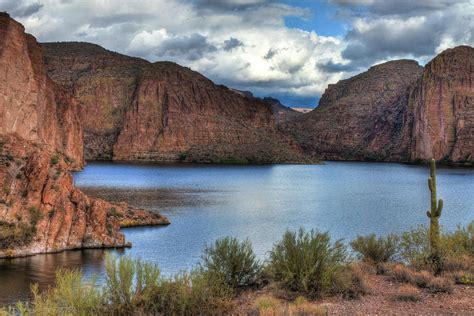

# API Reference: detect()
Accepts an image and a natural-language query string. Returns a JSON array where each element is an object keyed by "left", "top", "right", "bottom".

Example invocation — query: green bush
[
  {"left": 400, "top": 223, "right": 474, "bottom": 271},
  {"left": 0, "top": 221, "right": 35, "bottom": 249},
  {"left": 399, "top": 225, "right": 431, "bottom": 268},
  {"left": 441, "top": 221, "right": 474, "bottom": 257},
  {"left": 350, "top": 234, "right": 399, "bottom": 263},
  {"left": 149, "top": 270, "right": 233, "bottom": 315},
  {"left": 200, "top": 236, "right": 262, "bottom": 290},
  {"left": 268, "top": 229, "right": 348, "bottom": 297},
  {"left": 50, "top": 155, "right": 59, "bottom": 165},
  {"left": 31, "top": 269, "right": 103, "bottom": 315},
  {"left": 104, "top": 255, "right": 160, "bottom": 314}
]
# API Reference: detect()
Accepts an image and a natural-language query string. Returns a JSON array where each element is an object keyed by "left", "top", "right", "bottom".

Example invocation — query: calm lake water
[{"left": 1, "top": 162, "right": 473, "bottom": 304}]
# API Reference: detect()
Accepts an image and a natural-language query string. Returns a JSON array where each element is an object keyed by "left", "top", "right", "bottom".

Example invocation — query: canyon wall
[
  {"left": 284, "top": 46, "right": 474, "bottom": 164},
  {"left": 402, "top": 46, "right": 474, "bottom": 163},
  {"left": 0, "top": 13, "right": 83, "bottom": 169},
  {"left": 0, "top": 13, "right": 167, "bottom": 258},
  {"left": 282, "top": 60, "right": 423, "bottom": 161},
  {"left": 42, "top": 42, "right": 306, "bottom": 163}
]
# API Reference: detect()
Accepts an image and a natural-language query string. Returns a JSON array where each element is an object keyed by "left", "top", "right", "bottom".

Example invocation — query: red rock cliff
[
  {"left": 0, "top": 13, "right": 168, "bottom": 258},
  {"left": 42, "top": 42, "right": 305, "bottom": 163},
  {"left": 0, "top": 13, "right": 83, "bottom": 169},
  {"left": 282, "top": 60, "right": 423, "bottom": 161},
  {"left": 402, "top": 46, "right": 474, "bottom": 163}
]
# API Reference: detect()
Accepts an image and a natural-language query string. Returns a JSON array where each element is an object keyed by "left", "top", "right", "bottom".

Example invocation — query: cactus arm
[{"left": 436, "top": 199, "right": 443, "bottom": 217}]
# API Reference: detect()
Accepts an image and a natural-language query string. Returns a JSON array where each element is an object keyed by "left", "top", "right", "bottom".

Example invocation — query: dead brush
[{"left": 391, "top": 284, "right": 420, "bottom": 302}]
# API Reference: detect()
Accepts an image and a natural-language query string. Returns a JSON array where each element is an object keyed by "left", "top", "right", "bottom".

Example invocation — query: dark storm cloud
[
  {"left": 1, "top": 1, "right": 43, "bottom": 17},
  {"left": 341, "top": 18, "right": 440, "bottom": 65},
  {"left": 317, "top": 61, "right": 358, "bottom": 73},
  {"left": 331, "top": 0, "right": 473, "bottom": 71},
  {"left": 193, "top": 0, "right": 269, "bottom": 11},
  {"left": 223, "top": 37, "right": 243, "bottom": 51},
  {"left": 264, "top": 48, "right": 277, "bottom": 60},
  {"left": 331, "top": 0, "right": 461, "bottom": 16},
  {"left": 155, "top": 33, "right": 217, "bottom": 61}
]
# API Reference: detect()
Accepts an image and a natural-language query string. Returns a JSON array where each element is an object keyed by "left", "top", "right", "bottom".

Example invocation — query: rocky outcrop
[
  {"left": 0, "top": 13, "right": 168, "bottom": 258},
  {"left": 0, "top": 135, "right": 168, "bottom": 258},
  {"left": 402, "top": 46, "right": 474, "bottom": 163},
  {"left": 42, "top": 42, "right": 306, "bottom": 163},
  {"left": 0, "top": 13, "right": 83, "bottom": 169},
  {"left": 282, "top": 60, "right": 423, "bottom": 161}
]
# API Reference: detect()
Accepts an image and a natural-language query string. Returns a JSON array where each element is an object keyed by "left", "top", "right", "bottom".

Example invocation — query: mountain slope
[
  {"left": 282, "top": 60, "right": 423, "bottom": 161},
  {"left": 42, "top": 42, "right": 305, "bottom": 163}
]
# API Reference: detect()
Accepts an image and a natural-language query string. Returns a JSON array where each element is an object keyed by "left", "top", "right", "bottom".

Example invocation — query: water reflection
[{"left": 0, "top": 250, "right": 111, "bottom": 304}]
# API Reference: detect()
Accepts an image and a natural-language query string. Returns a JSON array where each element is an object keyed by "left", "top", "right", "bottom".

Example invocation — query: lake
[{"left": 1, "top": 161, "right": 473, "bottom": 304}]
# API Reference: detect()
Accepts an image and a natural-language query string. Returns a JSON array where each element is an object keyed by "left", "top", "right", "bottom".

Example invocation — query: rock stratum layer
[
  {"left": 284, "top": 46, "right": 474, "bottom": 164},
  {"left": 0, "top": 13, "right": 168, "bottom": 258},
  {"left": 42, "top": 42, "right": 305, "bottom": 163}
]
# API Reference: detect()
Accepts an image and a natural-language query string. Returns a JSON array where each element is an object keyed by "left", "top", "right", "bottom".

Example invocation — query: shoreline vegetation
[
  {"left": 0, "top": 221, "right": 472, "bottom": 315},
  {"left": 1, "top": 159, "right": 473, "bottom": 314}
]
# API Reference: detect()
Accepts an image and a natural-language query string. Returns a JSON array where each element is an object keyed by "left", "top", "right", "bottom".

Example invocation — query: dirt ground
[{"left": 235, "top": 273, "right": 474, "bottom": 315}]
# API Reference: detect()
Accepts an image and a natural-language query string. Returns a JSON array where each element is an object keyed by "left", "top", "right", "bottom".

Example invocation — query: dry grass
[
  {"left": 389, "top": 264, "right": 416, "bottom": 283},
  {"left": 391, "top": 285, "right": 420, "bottom": 302},
  {"left": 255, "top": 295, "right": 284, "bottom": 316},
  {"left": 289, "top": 296, "right": 327, "bottom": 315},
  {"left": 254, "top": 295, "right": 327, "bottom": 316},
  {"left": 427, "top": 277, "right": 454, "bottom": 294}
]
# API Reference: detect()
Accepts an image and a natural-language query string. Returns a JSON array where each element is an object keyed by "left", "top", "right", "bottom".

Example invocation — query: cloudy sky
[{"left": 1, "top": 0, "right": 473, "bottom": 107}]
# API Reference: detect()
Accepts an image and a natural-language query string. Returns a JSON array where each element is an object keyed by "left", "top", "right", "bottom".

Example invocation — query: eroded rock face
[
  {"left": 282, "top": 60, "right": 423, "bottom": 161},
  {"left": 42, "top": 42, "right": 305, "bottom": 163},
  {"left": 402, "top": 46, "right": 474, "bottom": 163},
  {"left": 0, "top": 13, "right": 83, "bottom": 169},
  {"left": 0, "top": 14, "right": 168, "bottom": 258},
  {"left": 0, "top": 135, "right": 168, "bottom": 258}
]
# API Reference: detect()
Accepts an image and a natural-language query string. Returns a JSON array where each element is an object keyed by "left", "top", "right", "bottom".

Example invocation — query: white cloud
[{"left": 2, "top": 0, "right": 473, "bottom": 106}]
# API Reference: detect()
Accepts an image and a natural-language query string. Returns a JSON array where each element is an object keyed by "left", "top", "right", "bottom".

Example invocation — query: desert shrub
[
  {"left": 440, "top": 254, "right": 474, "bottom": 273},
  {"left": 104, "top": 255, "right": 160, "bottom": 314},
  {"left": 400, "top": 222, "right": 474, "bottom": 271},
  {"left": 268, "top": 229, "right": 348, "bottom": 297},
  {"left": 329, "top": 264, "right": 369, "bottom": 299},
  {"left": 31, "top": 269, "right": 103, "bottom": 315},
  {"left": 453, "top": 273, "right": 474, "bottom": 285},
  {"left": 399, "top": 226, "right": 431, "bottom": 268},
  {"left": 412, "top": 270, "right": 433, "bottom": 288},
  {"left": 350, "top": 234, "right": 399, "bottom": 263},
  {"left": 254, "top": 295, "right": 283, "bottom": 315},
  {"left": 149, "top": 270, "right": 233, "bottom": 315},
  {"left": 50, "top": 155, "right": 59, "bottom": 165},
  {"left": 28, "top": 206, "right": 43, "bottom": 226},
  {"left": 389, "top": 264, "right": 416, "bottom": 283},
  {"left": 391, "top": 284, "right": 420, "bottom": 302},
  {"left": 200, "top": 236, "right": 262, "bottom": 290},
  {"left": 0, "top": 221, "right": 35, "bottom": 248},
  {"left": 290, "top": 296, "right": 327, "bottom": 315},
  {"left": 427, "top": 277, "right": 454, "bottom": 294},
  {"left": 441, "top": 222, "right": 474, "bottom": 257}
]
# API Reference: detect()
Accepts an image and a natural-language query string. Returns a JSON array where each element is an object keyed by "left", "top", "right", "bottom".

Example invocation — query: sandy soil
[{"left": 235, "top": 273, "right": 474, "bottom": 315}]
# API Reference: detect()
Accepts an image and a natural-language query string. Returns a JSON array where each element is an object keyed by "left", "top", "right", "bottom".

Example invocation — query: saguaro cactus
[{"left": 426, "top": 159, "right": 443, "bottom": 270}]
